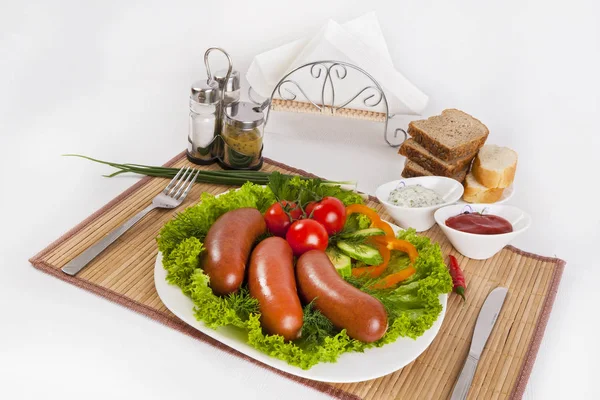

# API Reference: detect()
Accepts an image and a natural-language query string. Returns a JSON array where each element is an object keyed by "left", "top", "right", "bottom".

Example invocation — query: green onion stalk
[{"left": 64, "top": 154, "right": 358, "bottom": 189}]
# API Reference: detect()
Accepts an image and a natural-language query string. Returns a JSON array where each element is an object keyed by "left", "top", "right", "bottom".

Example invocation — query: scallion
[{"left": 63, "top": 154, "right": 357, "bottom": 188}]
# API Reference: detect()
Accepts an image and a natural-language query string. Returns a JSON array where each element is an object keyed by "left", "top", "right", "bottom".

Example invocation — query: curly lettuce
[{"left": 157, "top": 180, "right": 452, "bottom": 369}]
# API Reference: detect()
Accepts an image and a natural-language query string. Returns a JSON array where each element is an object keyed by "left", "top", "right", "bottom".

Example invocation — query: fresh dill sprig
[
  {"left": 300, "top": 301, "right": 337, "bottom": 349},
  {"left": 225, "top": 287, "right": 260, "bottom": 321}
]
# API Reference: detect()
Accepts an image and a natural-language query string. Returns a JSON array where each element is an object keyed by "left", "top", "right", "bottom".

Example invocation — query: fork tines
[{"left": 163, "top": 167, "right": 200, "bottom": 200}]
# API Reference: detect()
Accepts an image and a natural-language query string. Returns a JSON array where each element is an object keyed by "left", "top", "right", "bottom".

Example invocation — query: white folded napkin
[{"left": 246, "top": 12, "right": 428, "bottom": 115}]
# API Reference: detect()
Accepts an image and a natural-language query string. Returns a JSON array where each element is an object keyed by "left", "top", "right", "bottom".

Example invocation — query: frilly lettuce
[{"left": 157, "top": 180, "right": 451, "bottom": 369}]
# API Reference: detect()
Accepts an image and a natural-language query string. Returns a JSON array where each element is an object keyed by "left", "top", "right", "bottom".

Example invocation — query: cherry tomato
[
  {"left": 264, "top": 201, "right": 302, "bottom": 237},
  {"left": 285, "top": 219, "right": 329, "bottom": 256},
  {"left": 309, "top": 197, "right": 346, "bottom": 235},
  {"left": 304, "top": 201, "right": 317, "bottom": 217}
]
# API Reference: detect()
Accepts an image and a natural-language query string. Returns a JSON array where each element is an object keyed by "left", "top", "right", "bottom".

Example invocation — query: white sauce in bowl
[{"left": 388, "top": 185, "right": 444, "bottom": 208}]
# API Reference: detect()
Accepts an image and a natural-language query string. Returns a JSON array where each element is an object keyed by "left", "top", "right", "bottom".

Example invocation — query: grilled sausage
[
  {"left": 296, "top": 250, "right": 388, "bottom": 343},
  {"left": 202, "top": 208, "right": 266, "bottom": 296},
  {"left": 248, "top": 237, "right": 303, "bottom": 340}
]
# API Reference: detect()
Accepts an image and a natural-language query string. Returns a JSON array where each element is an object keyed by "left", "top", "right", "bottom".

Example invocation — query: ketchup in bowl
[{"left": 445, "top": 212, "right": 513, "bottom": 235}]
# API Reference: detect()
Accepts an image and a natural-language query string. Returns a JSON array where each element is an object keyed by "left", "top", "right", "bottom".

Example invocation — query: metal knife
[{"left": 450, "top": 287, "right": 508, "bottom": 400}]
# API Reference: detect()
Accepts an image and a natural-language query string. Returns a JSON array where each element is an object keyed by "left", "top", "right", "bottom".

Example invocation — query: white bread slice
[
  {"left": 472, "top": 145, "right": 518, "bottom": 188},
  {"left": 463, "top": 173, "right": 505, "bottom": 203}
]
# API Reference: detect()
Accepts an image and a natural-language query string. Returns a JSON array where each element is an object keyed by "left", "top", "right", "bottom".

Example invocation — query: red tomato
[
  {"left": 285, "top": 219, "right": 329, "bottom": 256},
  {"left": 264, "top": 201, "right": 302, "bottom": 237},
  {"left": 285, "top": 201, "right": 303, "bottom": 220},
  {"left": 304, "top": 201, "right": 317, "bottom": 217},
  {"left": 309, "top": 197, "right": 347, "bottom": 235}
]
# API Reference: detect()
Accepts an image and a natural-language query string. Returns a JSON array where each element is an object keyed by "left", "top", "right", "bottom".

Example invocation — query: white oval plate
[{"left": 154, "top": 221, "right": 446, "bottom": 383}]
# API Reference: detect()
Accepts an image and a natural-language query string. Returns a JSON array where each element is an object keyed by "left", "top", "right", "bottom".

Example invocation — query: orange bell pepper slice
[
  {"left": 350, "top": 242, "right": 391, "bottom": 278},
  {"left": 369, "top": 236, "right": 418, "bottom": 289},
  {"left": 346, "top": 204, "right": 419, "bottom": 288},
  {"left": 346, "top": 204, "right": 380, "bottom": 221},
  {"left": 346, "top": 204, "right": 395, "bottom": 238},
  {"left": 370, "top": 236, "right": 419, "bottom": 265},
  {"left": 371, "top": 265, "right": 417, "bottom": 289},
  {"left": 372, "top": 219, "right": 395, "bottom": 238}
]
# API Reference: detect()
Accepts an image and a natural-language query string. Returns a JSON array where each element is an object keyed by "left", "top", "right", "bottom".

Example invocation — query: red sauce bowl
[{"left": 434, "top": 204, "right": 531, "bottom": 260}]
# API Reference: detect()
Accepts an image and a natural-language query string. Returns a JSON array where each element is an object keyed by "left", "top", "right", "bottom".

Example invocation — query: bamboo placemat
[{"left": 30, "top": 152, "right": 564, "bottom": 400}]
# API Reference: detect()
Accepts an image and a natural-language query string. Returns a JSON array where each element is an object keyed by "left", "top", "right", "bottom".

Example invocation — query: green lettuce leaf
[
  {"left": 342, "top": 213, "right": 372, "bottom": 232},
  {"left": 162, "top": 236, "right": 204, "bottom": 287},
  {"left": 267, "top": 171, "right": 363, "bottom": 206}
]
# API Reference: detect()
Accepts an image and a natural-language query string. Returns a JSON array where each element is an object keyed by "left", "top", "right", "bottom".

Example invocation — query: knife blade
[{"left": 450, "top": 287, "right": 508, "bottom": 400}]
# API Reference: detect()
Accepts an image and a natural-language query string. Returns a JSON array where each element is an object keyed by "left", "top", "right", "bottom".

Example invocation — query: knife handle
[{"left": 450, "top": 353, "right": 479, "bottom": 400}]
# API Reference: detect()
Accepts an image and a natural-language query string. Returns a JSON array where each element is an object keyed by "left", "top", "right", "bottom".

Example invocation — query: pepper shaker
[
  {"left": 219, "top": 101, "right": 265, "bottom": 170},
  {"left": 213, "top": 67, "right": 240, "bottom": 159}
]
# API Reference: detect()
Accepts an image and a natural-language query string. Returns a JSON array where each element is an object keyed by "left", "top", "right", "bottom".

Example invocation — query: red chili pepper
[{"left": 448, "top": 255, "right": 466, "bottom": 301}]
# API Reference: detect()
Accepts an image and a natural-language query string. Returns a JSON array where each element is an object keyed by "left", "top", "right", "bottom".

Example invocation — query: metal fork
[{"left": 61, "top": 166, "right": 200, "bottom": 276}]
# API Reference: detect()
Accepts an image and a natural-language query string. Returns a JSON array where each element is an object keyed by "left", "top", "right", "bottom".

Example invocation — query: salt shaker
[
  {"left": 186, "top": 79, "right": 221, "bottom": 165},
  {"left": 202, "top": 48, "right": 234, "bottom": 161},
  {"left": 219, "top": 101, "right": 265, "bottom": 170}
]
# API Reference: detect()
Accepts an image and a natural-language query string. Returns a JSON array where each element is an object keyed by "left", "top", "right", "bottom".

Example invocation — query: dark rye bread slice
[
  {"left": 408, "top": 109, "right": 489, "bottom": 161},
  {"left": 399, "top": 138, "right": 475, "bottom": 176},
  {"left": 402, "top": 160, "right": 468, "bottom": 183}
]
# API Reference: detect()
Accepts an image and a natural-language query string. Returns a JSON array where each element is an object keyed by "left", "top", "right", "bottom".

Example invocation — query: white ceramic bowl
[
  {"left": 434, "top": 204, "right": 532, "bottom": 260},
  {"left": 375, "top": 177, "right": 464, "bottom": 232}
]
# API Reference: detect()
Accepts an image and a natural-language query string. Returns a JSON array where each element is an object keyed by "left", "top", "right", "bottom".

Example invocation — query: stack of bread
[
  {"left": 399, "top": 109, "right": 489, "bottom": 182},
  {"left": 399, "top": 109, "right": 518, "bottom": 203}
]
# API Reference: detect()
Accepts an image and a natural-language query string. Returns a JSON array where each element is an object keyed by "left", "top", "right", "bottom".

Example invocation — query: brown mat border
[{"left": 29, "top": 151, "right": 565, "bottom": 400}]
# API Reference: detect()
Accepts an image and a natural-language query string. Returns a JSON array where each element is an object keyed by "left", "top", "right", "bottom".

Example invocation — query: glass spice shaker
[
  {"left": 219, "top": 101, "right": 265, "bottom": 170},
  {"left": 212, "top": 68, "right": 240, "bottom": 159},
  {"left": 214, "top": 68, "right": 241, "bottom": 106},
  {"left": 186, "top": 79, "right": 221, "bottom": 165},
  {"left": 202, "top": 48, "right": 234, "bottom": 161}
]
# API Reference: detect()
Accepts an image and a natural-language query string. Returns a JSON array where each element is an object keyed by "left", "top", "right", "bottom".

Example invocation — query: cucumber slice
[
  {"left": 337, "top": 240, "right": 383, "bottom": 266},
  {"left": 325, "top": 247, "right": 352, "bottom": 277},
  {"left": 340, "top": 228, "right": 385, "bottom": 240}
]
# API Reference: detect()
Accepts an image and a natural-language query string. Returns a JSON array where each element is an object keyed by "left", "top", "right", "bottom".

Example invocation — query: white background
[{"left": 1, "top": 1, "right": 599, "bottom": 399}]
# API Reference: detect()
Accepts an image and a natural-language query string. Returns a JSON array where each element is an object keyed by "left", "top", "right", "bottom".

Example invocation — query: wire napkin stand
[{"left": 249, "top": 60, "right": 407, "bottom": 147}]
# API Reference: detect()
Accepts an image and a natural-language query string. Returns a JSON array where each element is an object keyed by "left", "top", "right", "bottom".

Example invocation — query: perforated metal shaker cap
[
  {"left": 224, "top": 101, "right": 265, "bottom": 129},
  {"left": 190, "top": 79, "right": 221, "bottom": 104}
]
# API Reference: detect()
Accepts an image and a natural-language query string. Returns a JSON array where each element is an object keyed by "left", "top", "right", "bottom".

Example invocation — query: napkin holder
[{"left": 249, "top": 60, "right": 407, "bottom": 147}]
